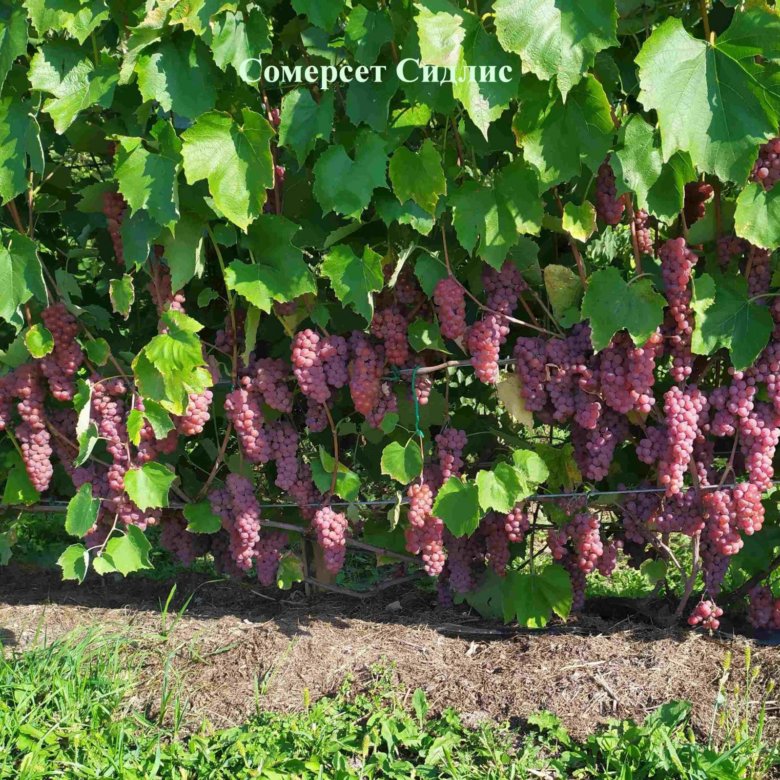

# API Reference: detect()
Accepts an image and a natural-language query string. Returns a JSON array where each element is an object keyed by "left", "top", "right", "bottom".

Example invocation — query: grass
[{"left": 1, "top": 629, "right": 778, "bottom": 780}]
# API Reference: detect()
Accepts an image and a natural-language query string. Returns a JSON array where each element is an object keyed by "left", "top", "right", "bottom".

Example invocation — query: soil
[{"left": 0, "top": 562, "right": 777, "bottom": 741}]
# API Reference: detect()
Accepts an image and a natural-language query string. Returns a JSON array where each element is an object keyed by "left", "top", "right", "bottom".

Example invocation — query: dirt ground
[{"left": 1, "top": 562, "right": 778, "bottom": 741}]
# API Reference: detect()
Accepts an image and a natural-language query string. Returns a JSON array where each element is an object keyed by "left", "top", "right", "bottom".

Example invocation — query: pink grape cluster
[
  {"left": 687, "top": 600, "right": 723, "bottom": 631},
  {"left": 683, "top": 181, "right": 713, "bottom": 226},
  {"left": 513, "top": 337, "right": 548, "bottom": 412},
  {"left": 595, "top": 162, "right": 625, "bottom": 225},
  {"left": 210, "top": 474, "right": 262, "bottom": 572},
  {"left": 660, "top": 238, "right": 698, "bottom": 382},
  {"left": 348, "top": 332, "right": 384, "bottom": 416},
  {"left": 102, "top": 191, "right": 127, "bottom": 265},
  {"left": 748, "top": 585, "right": 780, "bottom": 629},
  {"left": 633, "top": 209, "right": 654, "bottom": 255},
  {"left": 434, "top": 277, "right": 467, "bottom": 340},
  {"left": 39, "top": 304, "right": 84, "bottom": 401},
  {"left": 312, "top": 506, "right": 348, "bottom": 573},
  {"left": 371, "top": 306, "right": 409, "bottom": 366},
  {"left": 435, "top": 428, "right": 467, "bottom": 480},
  {"left": 751, "top": 136, "right": 780, "bottom": 191},
  {"left": 255, "top": 531, "right": 288, "bottom": 586},
  {"left": 659, "top": 386, "right": 708, "bottom": 496}
]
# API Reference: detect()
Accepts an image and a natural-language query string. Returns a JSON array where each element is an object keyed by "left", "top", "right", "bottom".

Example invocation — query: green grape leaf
[
  {"left": 24, "top": 325, "right": 53, "bottom": 358},
  {"left": 636, "top": 17, "right": 780, "bottom": 183},
  {"left": 29, "top": 42, "right": 118, "bottom": 134},
  {"left": 381, "top": 440, "right": 424, "bottom": 484},
  {"left": 109, "top": 275, "right": 135, "bottom": 319},
  {"left": 168, "top": 0, "right": 235, "bottom": 35},
  {"left": 208, "top": 9, "right": 272, "bottom": 81},
  {"left": 2, "top": 451, "right": 39, "bottom": 506},
  {"left": 321, "top": 244, "right": 384, "bottom": 324},
  {"left": 0, "top": 99, "right": 43, "bottom": 205},
  {"left": 640, "top": 559, "right": 667, "bottom": 585},
  {"left": 494, "top": 0, "right": 617, "bottom": 99},
  {"left": 414, "top": 253, "right": 448, "bottom": 297},
  {"left": 83, "top": 338, "right": 110, "bottom": 366},
  {"left": 291, "top": 0, "right": 345, "bottom": 30},
  {"left": 184, "top": 500, "right": 223, "bottom": 534},
  {"left": 103, "top": 526, "right": 152, "bottom": 576},
  {"left": 141, "top": 399, "right": 175, "bottom": 440},
  {"left": 512, "top": 450, "right": 550, "bottom": 491},
  {"left": 65, "top": 484, "right": 101, "bottom": 538},
  {"left": 58, "top": 544, "right": 89, "bottom": 582},
  {"left": 544, "top": 264, "right": 583, "bottom": 325},
  {"left": 503, "top": 565, "right": 572, "bottom": 627},
  {"left": 127, "top": 409, "right": 144, "bottom": 447},
  {"left": 408, "top": 319, "right": 449, "bottom": 353},
  {"left": 0, "top": 5, "right": 28, "bottom": 92},
  {"left": 227, "top": 215, "right": 316, "bottom": 312},
  {"left": 162, "top": 212, "right": 206, "bottom": 292},
  {"left": 312, "top": 447, "right": 361, "bottom": 501},
  {"left": 389, "top": 139, "right": 446, "bottom": 215},
  {"left": 531, "top": 442, "right": 580, "bottom": 491},
  {"left": 449, "top": 158, "right": 542, "bottom": 268},
  {"left": 476, "top": 463, "right": 528, "bottom": 514},
  {"left": 718, "top": 7, "right": 780, "bottom": 62},
  {"left": 75, "top": 421, "right": 99, "bottom": 468},
  {"left": 581, "top": 268, "right": 665, "bottom": 351},
  {"left": 374, "top": 192, "right": 436, "bottom": 235},
  {"left": 512, "top": 74, "right": 614, "bottom": 191},
  {"left": 0, "top": 230, "right": 47, "bottom": 324},
  {"left": 612, "top": 115, "right": 695, "bottom": 223},
  {"left": 115, "top": 132, "right": 181, "bottom": 232},
  {"left": 345, "top": 5, "right": 393, "bottom": 65},
  {"left": 345, "top": 74, "right": 399, "bottom": 133},
  {"left": 562, "top": 201, "right": 596, "bottom": 242},
  {"left": 312, "top": 132, "right": 388, "bottom": 217},
  {"left": 24, "top": 0, "right": 108, "bottom": 44},
  {"left": 691, "top": 273, "right": 772, "bottom": 371},
  {"left": 278, "top": 89, "right": 334, "bottom": 164},
  {"left": 181, "top": 109, "right": 275, "bottom": 230},
  {"left": 734, "top": 183, "right": 780, "bottom": 250},
  {"left": 120, "top": 210, "right": 161, "bottom": 268},
  {"left": 135, "top": 35, "right": 218, "bottom": 120},
  {"left": 432, "top": 477, "right": 482, "bottom": 537},
  {"left": 124, "top": 462, "right": 177, "bottom": 511},
  {"left": 277, "top": 553, "right": 305, "bottom": 590}
]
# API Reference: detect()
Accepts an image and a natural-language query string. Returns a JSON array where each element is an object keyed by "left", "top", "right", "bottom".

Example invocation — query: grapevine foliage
[{"left": 1, "top": 0, "right": 780, "bottom": 629}]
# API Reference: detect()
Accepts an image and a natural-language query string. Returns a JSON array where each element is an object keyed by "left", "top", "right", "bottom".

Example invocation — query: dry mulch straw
[{"left": 0, "top": 563, "right": 777, "bottom": 741}]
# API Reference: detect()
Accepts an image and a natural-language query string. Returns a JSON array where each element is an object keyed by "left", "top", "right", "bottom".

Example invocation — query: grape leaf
[
  {"left": 691, "top": 273, "right": 772, "bottom": 371},
  {"left": 24, "top": 325, "right": 53, "bottom": 358},
  {"left": 83, "top": 338, "right": 109, "bottom": 366},
  {"left": 432, "top": 477, "right": 482, "bottom": 537},
  {"left": 277, "top": 553, "right": 305, "bottom": 590},
  {"left": 503, "top": 565, "right": 572, "bottom": 627},
  {"left": 29, "top": 42, "right": 118, "bottom": 134},
  {"left": 120, "top": 210, "right": 161, "bottom": 267},
  {"left": 115, "top": 130, "right": 181, "bottom": 231},
  {"left": 374, "top": 192, "right": 436, "bottom": 235},
  {"left": 496, "top": 374, "right": 534, "bottom": 428},
  {"left": 476, "top": 463, "right": 527, "bottom": 513},
  {"left": 312, "top": 132, "right": 388, "bottom": 217},
  {"left": 562, "top": 201, "right": 596, "bottom": 242},
  {"left": 103, "top": 525, "right": 152, "bottom": 576},
  {"left": 449, "top": 158, "right": 542, "bottom": 269},
  {"left": 494, "top": 0, "right": 617, "bottom": 99},
  {"left": 636, "top": 17, "right": 780, "bottom": 183},
  {"left": 544, "top": 264, "right": 583, "bottom": 325},
  {"left": 135, "top": 35, "right": 218, "bottom": 120},
  {"left": 312, "top": 447, "right": 361, "bottom": 501},
  {"left": 734, "top": 183, "right": 780, "bottom": 251},
  {"left": 345, "top": 5, "right": 393, "bottom": 65},
  {"left": 389, "top": 140, "right": 446, "bottom": 215},
  {"left": 612, "top": 115, "right": 695, "bottom": 223},
  {"left": 109, "top": 275, "right": 134, "bottom": 318},
  {"left": 65, "top": 484, "right": 101, "bottom": 538},
  {"left": 168, "top": 0, "right": 236, "bottom": 36},
  {"left": 141, "top": 399, "right": 175, "bottom": 440},
  {"left": 414, "top": 253, "right": 448, "bottom": 297},
  {"left": 181, "top": 109, "right": 275, "bottom": 230},
  {"left": 512, "top": 74, "right": 614, "bottom": 191},
  {"left": 24, "top": 0, "right": 108, "bottom": 44},
  {"left": 58, "top": 544, "right": 88, "bottom": 582},
  {"left": 227, "top": 215, "right": 316, "bottom": 312},
  {"left": 0, "top": 99, "right": 43, "bottom": 205},
  {"left": 278, "top": 89, "right": 334, "bottom": 164},
  {"left": 717, "top": 7, "right": 780, "bottom": 66},
  {"left": 345, "top": 74, "right": 399, "bottom": 133},
  {"left": 581, "top": 268, "right": 665, "bottom": 351},
  {"left": 291, "top": 0, "right": 345, "bottom": 30},
  {"left": 512, "top": 450, "right": 550, "bottom": 490},
  {"left": 321, "top": 244, "right": 384, "bottom": 324},
  {"left": 184, "top": 500, "right": 222, "bottom": 534},
  {"left": 207, "top": 9, "right": 272, "bottom": 81},
  {"left": 2, "top": 451, "right": 39, "bottom": 506},
  {"left": 0, "top": 5, "right": 27, "bottom": 92},
  {"left": 124, "top": 462, "right": 177, "bottom": 511},
  {"left": 0, "top": 230, "right": 47, "bottom": 324},
  {"left": 381, "top": 440, "right": 424, "bottom": 484},
  {"left": 408, "top": 320, "right": 448, "bottom": 353},
  {"left": 162, "top": 212, "right": 206, "bottom": 292}
]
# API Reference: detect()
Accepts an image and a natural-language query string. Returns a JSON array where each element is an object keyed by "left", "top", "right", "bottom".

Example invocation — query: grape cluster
[
  {"left": 210, "top": 474, "right": 262, "bottom": 572},
  {"left": 659, "top": 386, "right": 708, "bottom": 496},
  {"left": 687, "top": 600, "right": 723, "bottom": 631},
  {"left": 305, "top": 400, "right": 328, "bottom": 432},
  {"left": 572, "top": 410, "right": 628, "bottom": 481},
  {"left": 435, "top": 428, "right": 467, "bottom": 480},
  {"left": 312, "top": 506, "right": 348, "bottom": 573},
  {"left": 466, "top": 314, "right": 504, "bottom": 384},
  {"left": 176, "top": 389, "right": 213, "bottom": 436},
  {"left": 102, "top": 191, "right": 127, "bottom": 265},
  {"left": 548, "top": 511, "right": 604, "bottom": 573},
  {"left": 244, "top": 358, "right": 293, "bottom": 413},
  {"left": 365, "top": 380, "right": 398, "bottom": 429},
  {"left": 434, "top": 277, "right": 467, "bottom": 340},
  {"left": 750, "top": 136, "right": 780, "bottom": 191},
  {"left": 599, "top": 331, "right": 662, "bottom": 415},
  {"left": 148, "top": 262, "right": 186, "bottom": 320},
  {"left": 292, "top": 329, "right": 330, "bottom": 403},
  {"left": 595, "top": 162, "right": 625, "bottom": 225},
  {"left": 513, "top": 337, "right": 548, "bottom": 412},
  {"left": 443, "top": 531, "right": 477, "bottom": 593},
  {"left": 224, "top": 388, "right": 270, "bottom": 463},
  {"left": 683, "top": 181, "right": 713, "bottom": 226},
  {"left": 255, "top": 531, "right": 288, "bottom": 586},
  {"left": 633, "top": 209, "right": 654, "bottom": 255},
  {"left": 748, "top": 585, "right": 780, "bottom": 630},
  {"left": 483, "top": 513, "right": 510, "bottom": 575},
  {"left": 160, "top": 511, "right": 209, "bottom": 566},
  {"left": 504, "top": 504, "right": 530, "bottom": 543},
  {"left": 660, "top": 238, "right": 698, "bottom": 382},
  {"left": 405, "top": 482, "right": 446, "bottom": 575},
  {"left": 348, "top": 332, "right": 384, "bottom": 416},
  {"left": 267, "top": 420, "right": 299, "bottom": 491},
  {"left": 39, "top": 304, "right": 84, "bottom": 401},
  {"left": 371, "top": 306, "right": 409, "bottom": 366}
]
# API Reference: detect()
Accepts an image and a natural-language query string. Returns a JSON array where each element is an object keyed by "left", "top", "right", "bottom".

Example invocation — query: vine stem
[
  {"left": 196, "top": 423, "right": 234, "bottom": 501},
  {"left": 5, "top": 201, "right": 25, "bottom": 234},
  {"left": 624, "top": 196, "right": 645, "bottom": 276},
  {"left": 700, "top": 0, "right": 711, "bottom": 41},
  {"left": 207, "top": 225, "right": 239, "bottom": 384},
  {"left": 553, "top": 191, "right": 588, "bottom": 288},
  {"left": 674, "top": 531, "right": 701, "bottom": 619},
  {"left": 440, "top": 225, "right": 557, "bottom": 336},
  {"left": 323, "top": 404, "right": 339, "bottom": 496}
]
